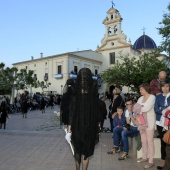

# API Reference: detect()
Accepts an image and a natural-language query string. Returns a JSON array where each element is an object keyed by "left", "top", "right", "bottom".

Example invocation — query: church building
[{"left": 13, "top": 5, "right": 161, "bottom": 95}]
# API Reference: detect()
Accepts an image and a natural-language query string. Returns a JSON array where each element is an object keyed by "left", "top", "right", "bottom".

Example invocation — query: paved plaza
[{"left": 0, "top": 100, "right": 161, "bottom": 170}]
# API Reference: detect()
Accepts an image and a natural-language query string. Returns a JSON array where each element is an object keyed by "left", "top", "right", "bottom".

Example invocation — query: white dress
[{"left": 137, "top": 94, "right": 156, "bottom": 130}]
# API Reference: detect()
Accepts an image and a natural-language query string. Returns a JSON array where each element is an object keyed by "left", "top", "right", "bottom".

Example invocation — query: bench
[{"left": 129, "top": 135, "right": 161, "bottom": 158}]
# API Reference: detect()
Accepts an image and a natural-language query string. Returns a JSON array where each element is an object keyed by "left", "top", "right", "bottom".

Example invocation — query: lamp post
[
  {"left": 61, "top": 85, "right": 63, "bottom": 95},
  {"left": 60, "top": 85, "right": 63, "bottom": 128}
]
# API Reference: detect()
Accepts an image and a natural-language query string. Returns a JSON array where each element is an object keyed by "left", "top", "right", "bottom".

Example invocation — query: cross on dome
[{"left": 141, "top": 27, "right": 147, "bottom": 35}]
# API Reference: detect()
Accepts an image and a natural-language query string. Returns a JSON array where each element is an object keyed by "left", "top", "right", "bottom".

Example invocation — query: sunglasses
[{"left": 125, "top": 103, "right": 132, "bottom": 105}]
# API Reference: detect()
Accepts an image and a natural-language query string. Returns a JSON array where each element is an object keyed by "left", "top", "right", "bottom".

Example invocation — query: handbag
[
  {"left": 136, "top": 114, "right": 146, "bottom": 125},
  {"left": 163, "top": 129, "right": 170, "bottom": 144}
]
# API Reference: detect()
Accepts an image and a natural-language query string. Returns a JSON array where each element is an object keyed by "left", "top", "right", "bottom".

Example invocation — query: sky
[{"left": 0, "top": 0, "right": 169, "bottom": 67}]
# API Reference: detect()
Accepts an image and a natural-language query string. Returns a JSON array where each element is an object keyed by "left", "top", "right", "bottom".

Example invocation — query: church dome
[{"left": 133, "top": 34, "right": 157, "bottom": 50}]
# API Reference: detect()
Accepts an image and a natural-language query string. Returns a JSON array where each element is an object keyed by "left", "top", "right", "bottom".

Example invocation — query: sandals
[
  {"left": 137, "top": 158, "right": 154, "bottom": 169},
  {"left": 144, "top": 163, "right": 154, "bottom": 169},
  {"left": 137, "top": 158, "right": 148, "bottom": 163}
]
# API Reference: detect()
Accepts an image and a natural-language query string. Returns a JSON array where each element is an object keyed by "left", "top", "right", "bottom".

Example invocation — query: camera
[{"left": 123, "top": 124, "right": 131, "bottom": 131}]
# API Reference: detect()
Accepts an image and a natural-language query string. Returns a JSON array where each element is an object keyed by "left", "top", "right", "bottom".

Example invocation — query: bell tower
[
  {"left": 96, "top": 3, "right": 130, "bottom": 52},
  {"left": 104, "top": 7, "right": 122, "bottom": 38}
]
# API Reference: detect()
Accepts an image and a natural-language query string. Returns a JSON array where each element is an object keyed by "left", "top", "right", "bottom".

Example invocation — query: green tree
[
  {"left": 15, "top": 69, "right": 36, "bottom": 90},
  {"left": 0, "top": 63, "right": 18, "bottom": 95},
  {"left": 37, "top": 80, "right": 51, "bottom": 93},
  {"left": 157, "top": 3, "right": 170, "bottom": 57},
  {"left": 101, "top": 53, "right": 167, "bottom": 92},
  {"left": 0, "top": 63, "right": 37, "bottom": 102},
  {"left": 0, "top": 63, "right": 52, "bottom": 101}
]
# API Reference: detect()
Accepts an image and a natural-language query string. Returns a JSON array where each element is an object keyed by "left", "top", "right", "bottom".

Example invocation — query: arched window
[{"left": 108, "top": 27, "right": 112, "bottom": 35}]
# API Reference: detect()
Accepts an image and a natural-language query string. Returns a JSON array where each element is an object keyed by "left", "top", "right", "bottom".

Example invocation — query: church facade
[{"left": 13, "top": 6, "right": 162, "bottom": 95}]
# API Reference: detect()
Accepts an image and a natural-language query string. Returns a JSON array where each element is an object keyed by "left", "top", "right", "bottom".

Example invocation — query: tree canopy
[
  {"left": 157, "top": 3, "right": 170, "bottom": 57},
  {"left": 0, "top": 63, "right": 51, "bottom": 95},
  {"left": 0, "top": 63, "right": 18, "bottom": 95},
  {"left": 101, "top": 52, "right": 167, "bottom": 92}
]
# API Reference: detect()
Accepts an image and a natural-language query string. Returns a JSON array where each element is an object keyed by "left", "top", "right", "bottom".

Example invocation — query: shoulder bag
[
  {"left": 136, "top": 114, "right": 146, "bottom": 125},
  {"left": 163, "top": 128, "right": 170, "bottom": 145}
]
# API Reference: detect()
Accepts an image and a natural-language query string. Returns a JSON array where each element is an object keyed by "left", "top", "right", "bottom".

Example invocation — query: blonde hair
[{"left": 112, "top": 87, "right": 121, "bottom": 95}]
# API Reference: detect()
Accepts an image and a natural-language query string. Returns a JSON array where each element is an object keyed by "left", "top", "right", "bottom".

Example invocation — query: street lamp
[{"left": 61, "top": 85, "right": 63, "bottom": 95}]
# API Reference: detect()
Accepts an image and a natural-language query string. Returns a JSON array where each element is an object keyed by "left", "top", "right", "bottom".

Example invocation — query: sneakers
[
  {"left": 107, "top": 147, "right": 120, "bottom": 154},
  {"left": 118, "top": 153, "right": 129, "bottom": 160}
]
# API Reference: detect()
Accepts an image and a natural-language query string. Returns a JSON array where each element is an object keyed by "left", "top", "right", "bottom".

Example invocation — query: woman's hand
[{"left": 65, "top": 132, "right": 72, "bottom": 143}]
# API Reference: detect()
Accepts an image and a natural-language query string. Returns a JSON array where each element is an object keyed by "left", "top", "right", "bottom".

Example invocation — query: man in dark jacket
[
  {"left": 0, "top": 102, "right": 8, "bottom": 129},
  {"left": 22, "top": 98, "right": 28, "bottom": 118},
  {"left": 150, "top": 71, "right": 167, "bottom": 96}
]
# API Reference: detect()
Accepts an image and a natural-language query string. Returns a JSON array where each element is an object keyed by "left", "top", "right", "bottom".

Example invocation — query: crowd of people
[
  {"left": 0, "top": 69, "right": 170, "bottom": 170},
  {"left": 60, "top": 70, "right": 170, "bottom": 170},
  {"left": 106, "top": 70, "right": 170, "bottom": 170},
  {"left": 0, "top": 92, "right": 62, "bottom": 128}
]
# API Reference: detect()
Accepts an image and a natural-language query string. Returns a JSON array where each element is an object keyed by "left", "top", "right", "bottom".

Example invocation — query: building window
[
  {"left": 95, "top": 69, "right": 98, "bottom": 75},
  {"left": 34, "top": 74, "right": 37, "bottom": 80},
  {"left": 74, "top": 65, "right": 78, "bottom": 74},
  {"left": 110, "top": 52, "right": 115, "bottom": 64},
  {"left": 111, "top": 14, "right": 113, "bottom": 19},
  {"left": 34, "top": 64, "right": 36, "bottom": 67},
  {"left": 44, "top": 73, "right": 48, "bottom": 81},
  {"left": 58, "top": 65, "right": 62, "bottom": 74},
  {"left": 26, "top": 66, "right": 27, "bottom": 69},
  {"left": 45, "top": 62, "right": 47, "bottom": 66},
  {"left": 114, "top": 25, "right": 118, "bottom": 34},
  {"left": 108, "top": 27, "right": 112, "bottom": 35}
]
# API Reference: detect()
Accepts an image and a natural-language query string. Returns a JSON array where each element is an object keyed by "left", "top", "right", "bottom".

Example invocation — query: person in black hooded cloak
[
  {"left": 60, "top": 78, "right": 75, "bottom": 126},
  {"left": 68, "top": 68, "right": 100, "bottom": 170}
]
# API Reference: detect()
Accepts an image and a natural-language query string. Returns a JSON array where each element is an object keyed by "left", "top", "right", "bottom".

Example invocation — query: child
[
  {"left": 107, "top": 106, "right": 126, "bottom": 154},
  {"left": 113, "top": 107, "right": 126, "bottom": 128}
]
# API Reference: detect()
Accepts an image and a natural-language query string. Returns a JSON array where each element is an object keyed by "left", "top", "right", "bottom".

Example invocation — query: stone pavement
[{"left": 0, "top": 101, "right": 161, "bottom": 170}]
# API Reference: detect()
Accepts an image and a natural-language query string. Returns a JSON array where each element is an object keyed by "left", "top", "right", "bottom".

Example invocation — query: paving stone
[{"left": 0, "top": 102, "right": 161, "bottom": 170}]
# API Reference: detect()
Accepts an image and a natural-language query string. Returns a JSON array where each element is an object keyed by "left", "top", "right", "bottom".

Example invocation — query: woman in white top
[{"left": 137, "top": 83, "right": 156, "bottom": 169}]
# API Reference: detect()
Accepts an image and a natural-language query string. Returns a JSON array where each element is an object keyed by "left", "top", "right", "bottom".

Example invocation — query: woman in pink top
[{"left": 137, "top": 83, "right": 156, "bottom": 169}]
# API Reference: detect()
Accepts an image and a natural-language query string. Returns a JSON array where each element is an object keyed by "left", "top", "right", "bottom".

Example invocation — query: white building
[
  {"left": 13, "top": 6, "right": 161, "bottom": 95},
  {"left": 13, "top": 50, "right": 102, "bottom": 95}
]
